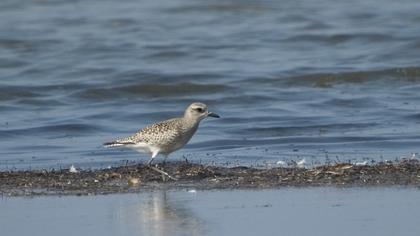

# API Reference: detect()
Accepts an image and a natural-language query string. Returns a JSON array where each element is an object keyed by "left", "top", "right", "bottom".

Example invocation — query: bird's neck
[{"left": 182, "top": 116, "right": 201, "bottom": 130}]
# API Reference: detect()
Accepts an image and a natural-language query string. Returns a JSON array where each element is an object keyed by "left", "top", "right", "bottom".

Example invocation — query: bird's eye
[{"left": 195, "top": 108, "right": 204, "bottom": 113}]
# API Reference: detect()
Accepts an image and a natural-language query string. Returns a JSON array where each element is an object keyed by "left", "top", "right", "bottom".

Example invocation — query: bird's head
[{"left": 184, "top": 102, "right": 220, "bottom": 121}]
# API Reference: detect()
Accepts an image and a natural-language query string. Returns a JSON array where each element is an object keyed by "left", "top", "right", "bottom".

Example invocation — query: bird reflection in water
[{"left": 115, "top": 191, "right": 204, "bottom": 236}]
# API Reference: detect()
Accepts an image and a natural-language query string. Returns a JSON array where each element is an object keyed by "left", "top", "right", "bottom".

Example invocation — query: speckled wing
[{"left": 104, "top": 118, "right": 183, "bottom": 147}]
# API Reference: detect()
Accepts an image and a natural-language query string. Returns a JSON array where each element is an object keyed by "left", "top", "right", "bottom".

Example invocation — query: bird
[{"left": 104, "top": 102, "right": 220, "bottom": 165}]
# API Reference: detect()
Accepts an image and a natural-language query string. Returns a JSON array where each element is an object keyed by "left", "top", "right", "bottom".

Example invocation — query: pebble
[{"left": 128, "top": 177, "right": 141, "bottom": 186}]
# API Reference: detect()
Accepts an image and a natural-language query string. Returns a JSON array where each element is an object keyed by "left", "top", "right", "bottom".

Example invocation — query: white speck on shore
[
  {"left": 354, "top": 161, "right": 368, "bottom": 166},
  {"left": 276, "top": 160, "right": 287, "bottom": 167},
  {"left": 188, "top": 189, "right": 197, "bottom": 193},
  {"left": 69, "top": 165, "right": 79, "bottom": 173},
  {"left": 297, "top": 159, "right": 306, "bottom": 168}
]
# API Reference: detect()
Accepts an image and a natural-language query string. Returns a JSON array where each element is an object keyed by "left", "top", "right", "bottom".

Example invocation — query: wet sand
[
  {"left": 1, "top": 188, "right": 420, "bottom": 236},
  {"left": 1, "top": 160, "right": 419, "bottom": 196}
]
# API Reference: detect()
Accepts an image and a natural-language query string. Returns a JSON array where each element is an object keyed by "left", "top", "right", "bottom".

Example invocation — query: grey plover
[{"left": 104, "top": 102, "right": 219, "bottom": 165}]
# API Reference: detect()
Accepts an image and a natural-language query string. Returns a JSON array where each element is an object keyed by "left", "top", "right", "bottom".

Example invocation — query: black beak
[{"left": 207, "top": 112, "right": 220, "bottom": 118}]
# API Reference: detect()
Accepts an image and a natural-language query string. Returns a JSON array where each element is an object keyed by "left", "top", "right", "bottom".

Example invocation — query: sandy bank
[{"left": 1, "top": 160, "right": 419, "bottom": 196}]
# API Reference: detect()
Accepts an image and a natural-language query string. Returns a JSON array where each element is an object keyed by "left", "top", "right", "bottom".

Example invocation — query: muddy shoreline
[{"left": 1, "top": 160, "right": 419, "bottom": 196}]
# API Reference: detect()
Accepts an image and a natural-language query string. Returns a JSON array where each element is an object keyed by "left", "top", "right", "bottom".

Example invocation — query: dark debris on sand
[{"left": 1, "top": 160, "right": 419, "bottom": 196}]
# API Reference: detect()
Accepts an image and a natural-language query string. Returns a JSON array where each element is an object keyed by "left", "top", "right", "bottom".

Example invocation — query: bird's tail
[{"left": 103, "top": 141, "right": 133, "bottom": 147}]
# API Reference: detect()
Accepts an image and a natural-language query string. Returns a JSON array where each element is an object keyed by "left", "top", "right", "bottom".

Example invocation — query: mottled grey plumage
[{"left": 104, "top": 102, "right": 219, "bottom": 165}]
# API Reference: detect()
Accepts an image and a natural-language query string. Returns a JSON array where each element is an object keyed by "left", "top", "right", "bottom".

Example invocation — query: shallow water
[
  {"left": 1, "top": 188, "right": 420, "bottom": 236},
  {"left": 1, "top": 0, "right": 420, "bottom": 169}
]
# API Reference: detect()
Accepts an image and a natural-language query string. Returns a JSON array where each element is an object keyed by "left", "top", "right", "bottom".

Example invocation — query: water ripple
[
  {"left": 73, "top": 83, "right": 232, "bottom": 101},
  {"left": 1, "top": 0, "right": 420, "bottom": 169}
]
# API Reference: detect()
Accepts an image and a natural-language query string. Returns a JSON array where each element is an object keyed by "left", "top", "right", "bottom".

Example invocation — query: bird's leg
[
  {"left": 183, "top": 155, "right": 189, "bottom": 164},
  {"left": 146, "top": 151, "right": 158, "bottom": 166},
  {"left": 162, "top": 155, "right": 168, "bottom": 166}
]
